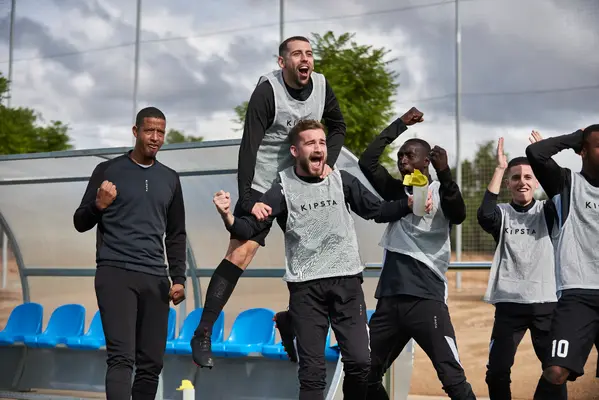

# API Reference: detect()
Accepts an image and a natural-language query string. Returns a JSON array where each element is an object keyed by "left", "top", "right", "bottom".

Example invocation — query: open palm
[{"left": 496, "top": 137, "right": 508, "bottom": 169}]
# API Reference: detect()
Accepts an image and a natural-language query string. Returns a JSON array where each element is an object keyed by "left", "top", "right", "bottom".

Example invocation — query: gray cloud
[
  {"left": 0, "top": 16, "right": 84, "bottom": 72},
  {"left": 1, "top": 0, "right": 598, "bottom": 151},
  {"left": 336, "top": 0, "right": 599, "bottom": 131}
]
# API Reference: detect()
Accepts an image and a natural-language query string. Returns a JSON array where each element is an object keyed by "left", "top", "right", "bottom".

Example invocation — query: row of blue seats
[{"left": 0, "top": 303, "right": 375, "bottom": 361}]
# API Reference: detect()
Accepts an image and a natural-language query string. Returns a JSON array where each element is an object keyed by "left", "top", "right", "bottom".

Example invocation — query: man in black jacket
[
  {"left": 73, "top": 107, "right": 187, "bottom": 400},
  {"left": 358, "top": 108, "right": 476, "bottom": 400}
]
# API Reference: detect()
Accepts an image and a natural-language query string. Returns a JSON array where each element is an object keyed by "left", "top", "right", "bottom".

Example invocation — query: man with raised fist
[{"left": 73, "top": 106, "right": 187, "bottom": 400}]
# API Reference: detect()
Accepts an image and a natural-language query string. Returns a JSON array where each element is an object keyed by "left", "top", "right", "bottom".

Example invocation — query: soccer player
[
  {"left": 192, "top": 35, "right": 346, "bottom": 368},
  {"left": 358, "top": 108, "right": 476, "bottom": 400},
  {"left": 526, "top": 125, "right": 599, "bottom": 395},
  {"left": 213, "top": 119, "right": 428, "bottom": 400},
  {"left": 73, "top": 107, "right": 186, "bottom": 400},
  {"left": 477, "top": 134, "right": 566, "bottom": 400}
]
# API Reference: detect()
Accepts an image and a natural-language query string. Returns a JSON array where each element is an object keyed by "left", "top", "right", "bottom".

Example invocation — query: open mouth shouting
[
  {"left": 298, "top": 64, "right": 310, "bottom": 81},
  {"left": 308, "top": 153, "right": 324, "bottom": 171}
]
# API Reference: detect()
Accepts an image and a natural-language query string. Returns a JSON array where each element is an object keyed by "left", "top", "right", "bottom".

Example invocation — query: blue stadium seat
[
  {"left": 166, "top": 308, "right": 225, "bottom": 355},
  {"left": 325, "top": 328, "right": 340, "bottom": 362},
  {"left": 327, "top": 309, "right": 375, "bottom": 360},
  {"left": 0, "top": 303, "right": 43, "bottom": 346},
  {"left": 167, "top": 307, "right": 177, "bottom": 341},
  {"left": 367, "top": 309, "right": 375, "bottom": 322},
  {"left": 24, "top": 304, "right": 86, "bottom": 348},
  {"left": 65, "top": 310, "right": 105, "bottom": 350},
  {"left": 261, "top": 341, "right": 288, "bottom": 360},
  {"left": 219, "top": 308, "right": 276, "bottom": 357}
]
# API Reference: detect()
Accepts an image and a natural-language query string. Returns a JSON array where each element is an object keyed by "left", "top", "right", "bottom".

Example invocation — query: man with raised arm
[
  {"left": 358, "top": 108, "right": 476, "bottom": 400},
  {"left": 191, "top": 36, "right": 346, "bottom": 369},
  {"left": 526, "top": 125, "right": 599, "bottom": 396},
  {"left": 213, "top": 119, "right": 429, "bottom": 400},
  {"left": 477, "top": 133, "right": 566, "bottom": 400}
]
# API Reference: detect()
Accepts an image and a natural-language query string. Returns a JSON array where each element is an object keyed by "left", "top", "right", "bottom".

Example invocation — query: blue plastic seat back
[
  {"left": 227, "top": 308, "right": 275, "bottom": 345},
  {"left": 86, "top": 310, "right": 104, "bottom": 338},
  {"left": 177, "top": 308, "right": 203, "bottom": 342},
  {"left": 43, "top": 304, "right": 86, "bottom": 338},
  {"left": 2, "top": 303, "right": 43, "bottom": 337},
  {"left": 177, "top": 308, "right": 225, "bottom": 343},
  {"left": 167, "top": 308, "right": 176, "bottom": 340},
  {"left": 367, "top": 309, "right": 375, "bottom": 322}
]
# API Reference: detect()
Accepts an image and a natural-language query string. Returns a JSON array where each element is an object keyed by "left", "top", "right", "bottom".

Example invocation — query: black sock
[
  {"left": 533, "top": 374, "right": 567, "bottom": 400},
  {"left": 195, "top": 259, "right": 243, "bottom": 335}
]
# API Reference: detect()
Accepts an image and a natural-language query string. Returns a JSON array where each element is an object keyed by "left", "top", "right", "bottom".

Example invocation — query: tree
[
  {"left": 164, "top": 129, "right": 203, "bottom": 144},
  {"left": 232, "top": 31, "right": 399, "bottom": 166},
  {"left": 0, "top": 73, "right": 72, "bottom": 155}
]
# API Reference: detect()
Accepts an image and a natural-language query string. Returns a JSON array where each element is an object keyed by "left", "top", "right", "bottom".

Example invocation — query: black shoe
[
  {"left": 191, "top": 328, "right": 214, "bottom": 368},
  {"left": 274, "top": 311, "right": 297, "bottom": 363}
]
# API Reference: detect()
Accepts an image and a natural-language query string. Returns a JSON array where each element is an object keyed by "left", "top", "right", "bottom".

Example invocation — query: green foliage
[
  {"left": 164, "top": 129, "right": 203, "bottom": 144},
  {"left": 232, "top": 31, "right": 399, "bottom": 167},
  {"left": 0, "top": 73, "right": 72, "bottom": 155}
]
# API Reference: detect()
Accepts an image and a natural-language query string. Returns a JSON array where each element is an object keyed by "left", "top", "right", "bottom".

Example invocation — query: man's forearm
[
  {"left": 525, "top": 130, "right": 582, "bottom": 198},
  {"left": 487, "top": 166, "right": 506, "bottom": 195},
  {"left": 222, "top": 212, "right": 235, "bottom": 229}
]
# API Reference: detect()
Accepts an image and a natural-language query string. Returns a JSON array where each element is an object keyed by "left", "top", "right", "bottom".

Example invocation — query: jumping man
[{"left": 192, "top": 36, "right": 346, "bottom": 368}]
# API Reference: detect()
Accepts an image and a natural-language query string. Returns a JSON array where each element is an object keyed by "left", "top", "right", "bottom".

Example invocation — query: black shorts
[
  {"left": 230, "top": 189, "right": 286, "bottom": 247},
  {"left": 543, "top": 289, "right": 599, "bottom": 381}
]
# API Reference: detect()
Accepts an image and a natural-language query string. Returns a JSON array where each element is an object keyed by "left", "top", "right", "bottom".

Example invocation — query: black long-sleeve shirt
[
  {"left": 525, "top": 129, "right": 599, "bottom": 297},
  {"left": 477, "top": 191, "right": 556, "bottom": 244},
  {"left": 358, "top": 117, "right": 467, "bottom": 302},
  {"left": 227, "top": 169, "right": 410, "bottom": 240},
  {"left": 237, "top": 78, "right": 346, "bottom": 213},
  {"left": 73, "top": 152, "right": 187, "bottom": 285}
]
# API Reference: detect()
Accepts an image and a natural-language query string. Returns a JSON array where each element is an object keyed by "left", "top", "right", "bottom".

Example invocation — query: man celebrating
[
  {"left": 526, "top": 125, "right": 599, "bottom": 395},
  {"left": 73, "top": 107, "right": 186, "bottom": 400},
  {"left": 213, "top": 119, "right": 427, "bottom": 400},
  {"left": 192, "top": 35, "right": 346, "bottom": 368},
  {"left": 477, "top": 134, "right": 566, "bottom": 400},
  {"left": 358, "top": 108, "right": 476, "bottom": 400}
]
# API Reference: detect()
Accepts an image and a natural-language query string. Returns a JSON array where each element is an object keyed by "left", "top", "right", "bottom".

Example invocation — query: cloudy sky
[{"left": 1, "top": 0, "right": 598, "bottom": 171}]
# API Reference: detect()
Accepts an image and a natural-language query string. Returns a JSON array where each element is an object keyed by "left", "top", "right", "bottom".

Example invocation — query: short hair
[
  {"left": 507, "top": 156, "right": 530, "bottom": 170},
  {"left": 582, "top": 124, "right": 599, "bottom": 147},
  {"left": 135, "top": 107, "right": 166, "bottom": 128},
  {"left": 279, "top": 36, "right": 310, "bottom": 57},
  {"left": 289, "top": 119, "right": 325, "bottom": 146},
  {"left": 402, "top": 138, "right": 431, "bottom": 154}
]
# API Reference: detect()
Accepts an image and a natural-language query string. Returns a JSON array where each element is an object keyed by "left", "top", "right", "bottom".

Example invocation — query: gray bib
[
  {"left": 379, "top": 181, "right": 451, "bottom": 282},
  {"left": 554, "top": 172, "right": 599, "bottom": 292},
  {"left": 252, "top": 70, "right": 326, "bottom": 193},
  {"left": 279, "top": 167, "right": 363, "bottom": 282},
  {"left": 484, "top": 201, "right": 557, "bottom": 304}
]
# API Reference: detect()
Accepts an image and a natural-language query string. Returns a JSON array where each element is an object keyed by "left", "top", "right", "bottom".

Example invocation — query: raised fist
[
  {"left": 213, "top": 190, "right": 231, "bottom": 216},
  {"left": 400, "top": 107, "right": 424, "bottom": 126},
  {"left": 429, "top": 145, "right": 449, "bottom": 171},
  {"left": 96, "top": 180, "right": 117, "bottom": 210}
]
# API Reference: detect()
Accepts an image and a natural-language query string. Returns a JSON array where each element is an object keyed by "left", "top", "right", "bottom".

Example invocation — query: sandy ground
[{"left": 1, "top": 254, "right": 598, "bottom": 399}]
